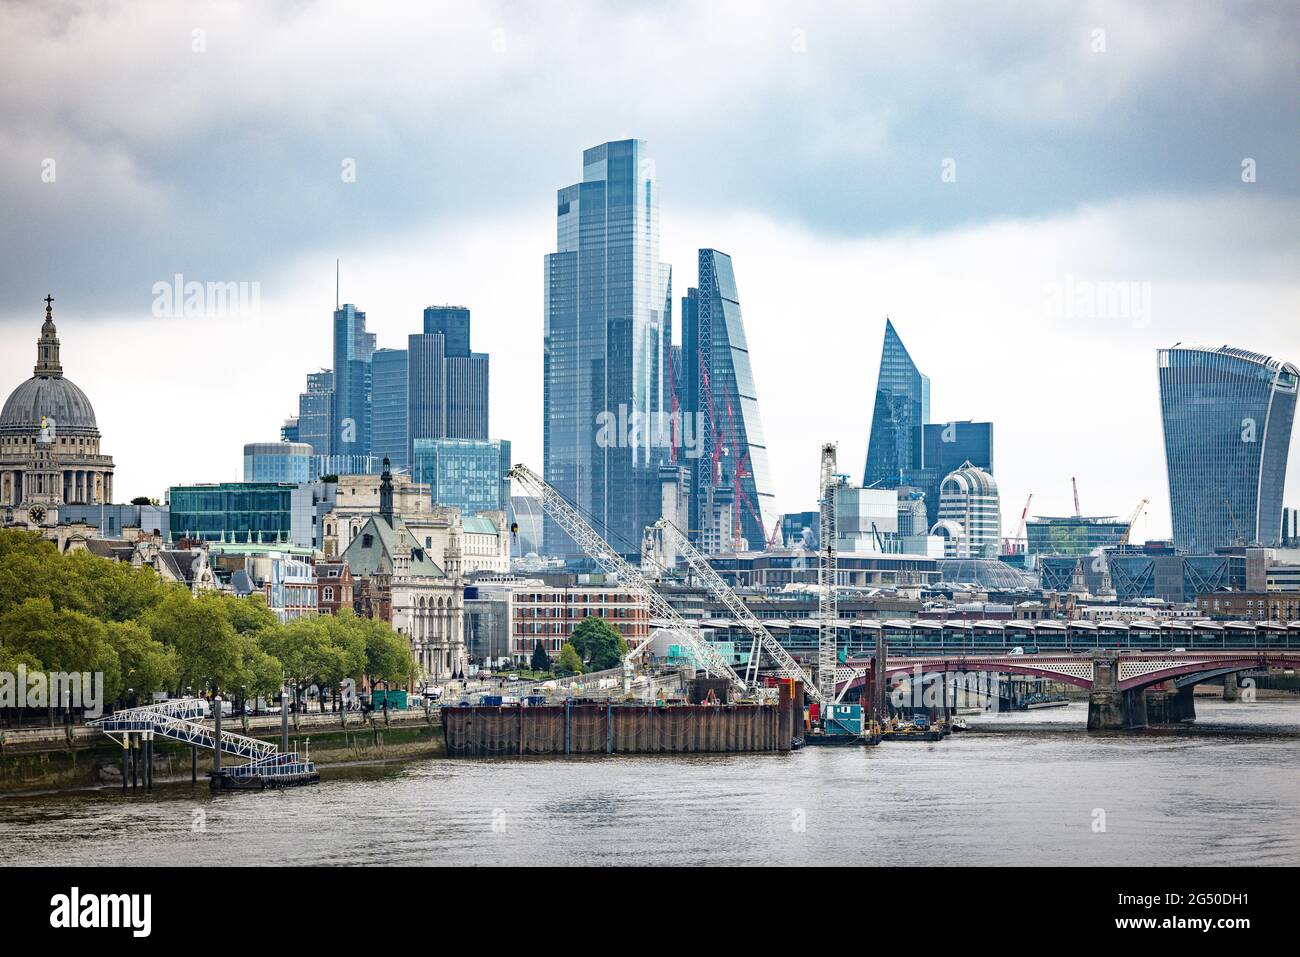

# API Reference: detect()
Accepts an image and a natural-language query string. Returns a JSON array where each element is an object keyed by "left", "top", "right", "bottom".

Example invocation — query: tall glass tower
[
  {"left": 371, "top": 348, "right": 409, "bottom": 469},
  {"left": 332, "top": 304, "right": 374, "bottom": 459},
  {"left": 408, "top": 305, "right": 488, "bottom": 465},
  {"left": 543, "top": 140, "right": 672, "bottom": 557},
  {"left": 1158, "top": 345, "right": 1297, "bottom": 553},
  {"left": 681, "top": 249, "right": 776, "bottom": 550},
  {"left": 863, "top": 319, "right": 930, "bottom": 488},
  {"left": 296, "top": 369, "right": 334, "bottom": 457}
]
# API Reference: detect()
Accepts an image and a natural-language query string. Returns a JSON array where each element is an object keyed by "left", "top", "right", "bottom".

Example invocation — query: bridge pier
[
  {"left": 1144, "top": 687, "right": 1169, "bottom": 724},
  {"left": 1167, "top": 685, "right": 1196, "bottom": 722},
  {"left": 1087, "top": 653, "right": 1150, "bottom": 730},
  {"left": 1222, "top": 673, "right": 1240, "bottom": 702}
]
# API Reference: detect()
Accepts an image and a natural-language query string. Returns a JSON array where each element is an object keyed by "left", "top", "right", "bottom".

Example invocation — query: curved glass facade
[
  {"left": 543, "top": 140, "right": 671, "bottom": 557},
  {"left": 1158, "top": 345, "right": 1297, "bottom": 552},
  {"left": 682, "top": 249, "right": 777, "bottom": 550}
]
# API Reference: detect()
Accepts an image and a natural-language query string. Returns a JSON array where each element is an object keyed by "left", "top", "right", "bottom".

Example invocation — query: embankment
[{"left": 0, "top": 711, "right": 443, "bottom": 795}]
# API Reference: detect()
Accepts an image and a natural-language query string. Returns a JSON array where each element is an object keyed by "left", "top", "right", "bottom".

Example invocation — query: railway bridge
[{"left": 833, "top": 650, "right": 1300, "bottom": 729}]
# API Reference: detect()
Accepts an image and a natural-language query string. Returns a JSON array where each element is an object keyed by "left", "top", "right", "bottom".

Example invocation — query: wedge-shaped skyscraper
[
  {"left": 681, "top": 249, "right": 777, "bottom": 551},
  {"left": 863, "top": 319, "right": 930, "bottom": 488},
  {"left": 1158, "top": 344, "right": 1297, "bottom": 553}
]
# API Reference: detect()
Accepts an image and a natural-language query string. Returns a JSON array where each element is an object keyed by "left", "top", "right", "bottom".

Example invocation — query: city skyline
[{"left": 3, "top": 2, "right": 1299, "bottom": 542}]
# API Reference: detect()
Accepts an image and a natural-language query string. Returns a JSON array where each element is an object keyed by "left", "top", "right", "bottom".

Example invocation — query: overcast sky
[{"left": 2, "top": 0, "right": 1298, "bottom": 542}]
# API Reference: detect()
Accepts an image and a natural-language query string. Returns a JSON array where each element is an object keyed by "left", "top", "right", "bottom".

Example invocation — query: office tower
[
  {"left": 423, "top": 306, "right": 471, "bottom": 357},
  {"left": 332, "top": 304, "right": 374, "bottom": 458},
  {"left": 900, "top": 420, "right": 994, "bottom": 528},
  {"left": 408, "top": 306, "right": 489, "bottom": 464},
  {"left": 371, "top": 347, "right": 409, "bottom": 470},
  {"left": 835, "top": 484, "right": 899, "bottom": 553},
  {"left": 244, "top": 441, "right": 314, "bottom": 483},
  {"left": 297, "top": 369, "right": 334, "bottom": 457},
  {"left": 863, "top": 319, "right": 930, "bottom": 488},
  {"left": 932, "top": 461, "right": 1001, "bottom": 559},
  {"left": 1158, "top": 345, "right": 1297, "bottom": 552},
  {"left": 411, "top": 437, "right": 511, "bottom": 516},
  {"left": 543, "top": 139, "right": 673, "bottom": 557},
  {"left": 681, "top": 249, "right": 777, "bottom": 551}
]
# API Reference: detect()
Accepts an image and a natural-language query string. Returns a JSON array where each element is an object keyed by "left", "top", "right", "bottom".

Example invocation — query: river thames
[{"left": 4, "top": 699, "right": 1298, "bottom": 866}]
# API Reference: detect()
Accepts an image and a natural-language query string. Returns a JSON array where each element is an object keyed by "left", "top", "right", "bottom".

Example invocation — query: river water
[{"left": 3, "top": 699, "right": 1298, "bottom": 866}]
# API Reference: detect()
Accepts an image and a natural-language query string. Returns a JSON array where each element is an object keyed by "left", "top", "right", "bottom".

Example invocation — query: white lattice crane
[
  {"left": 506, "top": 463, "right": 746, "bottom": 692},
  {"left": 1118, "top": 497, "right": 1150, "bottom": 547},
  {"left": 818, "top": 443, "right": 839, "bottom": 705},
  {"left": 656, "top": 519, "right": 826, "bottom": 704}
]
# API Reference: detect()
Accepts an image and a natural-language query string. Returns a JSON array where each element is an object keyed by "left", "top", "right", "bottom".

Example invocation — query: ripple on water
[{"left": 2, "top": 699, "right": 1298, "bottom": 866}]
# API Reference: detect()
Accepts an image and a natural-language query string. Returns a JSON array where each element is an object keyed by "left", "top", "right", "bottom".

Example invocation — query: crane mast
[
  {"left": 818, "top": 443, "right": 839, "bottom": 705},
  {"left": 506, "top": 463, "right": 746, "bottom": 691},
  {"left": 1118, "top": 497, "right": 1150, "bottom": 547},
  {"left": 657, "top": 520, "right": 826, "bottom": 704}
]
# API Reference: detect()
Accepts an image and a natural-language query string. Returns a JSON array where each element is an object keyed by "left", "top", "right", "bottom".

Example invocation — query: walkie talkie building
[{"left": 1158, "top": 345, "right": 1297, "bottom": 554}]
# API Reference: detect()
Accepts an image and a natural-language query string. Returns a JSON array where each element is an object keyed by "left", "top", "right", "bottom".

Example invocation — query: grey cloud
[{"left": 1, "top": 0, "right": 1296, "bottom": 319}]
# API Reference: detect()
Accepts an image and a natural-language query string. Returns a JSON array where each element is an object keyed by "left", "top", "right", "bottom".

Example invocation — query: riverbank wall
[
  {"left": 442, "top": 700, "right": 799, "bottom": 756},
  {"left": 0, "top": 711, "right": 443, "bottom": 795}
]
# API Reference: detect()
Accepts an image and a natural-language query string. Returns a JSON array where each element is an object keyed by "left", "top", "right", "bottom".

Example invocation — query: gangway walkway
[{"left": 89, "top": 697, "right": 318, "bottom": 790}]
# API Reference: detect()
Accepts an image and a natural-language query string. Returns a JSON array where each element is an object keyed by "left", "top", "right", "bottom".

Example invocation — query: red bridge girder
[{"left": 835, "top": 651, "right": 1300, "bottom": 696}]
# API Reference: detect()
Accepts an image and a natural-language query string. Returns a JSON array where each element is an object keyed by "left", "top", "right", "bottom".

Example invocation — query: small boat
[{"left": 950, "top": 717, "right": 970, "bottom": 732}]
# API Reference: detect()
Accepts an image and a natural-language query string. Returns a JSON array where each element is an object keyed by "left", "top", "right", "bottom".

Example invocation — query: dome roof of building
[
  {"left": 0, "top": 375, "right": 98, "bottom": 434},
  {"left": 940, "top": 460, "right": 998, "bottom": 495},
  {"left": 1, "top": 299, "right": 100, "bottom": 436},
  {"left": 938, "top": 559, "right": 1036, "bottom": 590}
]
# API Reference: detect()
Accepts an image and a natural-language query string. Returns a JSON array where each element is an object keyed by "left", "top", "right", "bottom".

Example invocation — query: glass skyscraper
[
  {"left": 1158, "top": 344, "right": 1297, "bottom": 553},
  {"left": 863, "top": 319, "right": 930, "bottom": 488},
  {"left": 332, "top": 304, "right": 374, "bottom": 459},
  {"left": 543, "top": 140, "right": 672, "bottom": 557},
  {"left": 412, "top": 437, "right": 511, "bottom": 517},
  {"left": 408, "top": 305, "right": 488, "bottom": 465},
  {"left": 681, "top": 248, "right": 776, "bottom": 550},
  {"left": 296, "top": 369, "right": 333, "bottom": 457},
  {"left": 371, "top": 347, "right": 408, "bottom": 469},
  {"left": 900, "top": 420, "right": 993, "bottom": 528}
]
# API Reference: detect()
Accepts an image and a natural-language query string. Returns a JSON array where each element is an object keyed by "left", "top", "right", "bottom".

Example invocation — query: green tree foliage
[
  {"left": 0, "top": 529, "right": 417, "bottom": 711},
  {"left": 555, "top": 642, "right": 584, "bottom": 676},
  {"left": 530, "top": 640, "right": 551, "bottom": 673},
  {"left": 569, "top": 616, "right": 628, "bottom": 671}
]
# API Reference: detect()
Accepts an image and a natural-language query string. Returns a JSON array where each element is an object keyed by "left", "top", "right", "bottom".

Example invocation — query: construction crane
[
  {"left": 818, "top": 443, "right": 839, "bottom": 705},
  {"left": 1071, "top": 477, "right": 1082, "bottom": 517},
  {"left": 506, "top": 463, "right": 746, "bottom": 692},
  {"left": 1002, "top": 492, "right": 1033, "bottom": 554},
  {"left": 1015, "top": 493, "right": 1033, "bottom": 541},
  {"left": 656, "top": 520, "right": 827, "bottom": 704},
  {"left": 1117, "top": 497, "right": 1150, "bottom": 547}
]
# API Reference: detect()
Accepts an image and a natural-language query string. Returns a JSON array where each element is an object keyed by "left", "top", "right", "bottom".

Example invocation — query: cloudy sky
[{"left": 2, "top": 0, "right": 1298, "bottom": 542}]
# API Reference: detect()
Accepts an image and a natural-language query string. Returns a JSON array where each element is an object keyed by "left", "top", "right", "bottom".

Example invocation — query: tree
[
  {"left": 555, "top": 642, "right": 583, "bottom": 677},
  {"left": 103, "top": 620, "right": 177, "bottom": 701},
  {"left": 569, "top": 617, "right": 628, "bottom": 671},
  {"left": 356, "top": 613, "right": 415, "bottom": 689},
  {"left": 145, "top": 590, "right": 243, "bottom": 696},
  {"left": 129, "top": 496, "right": 160, "bottom": 506},
  {"left": 530, "top": 640, "right": 551, "bottom": 673}
]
